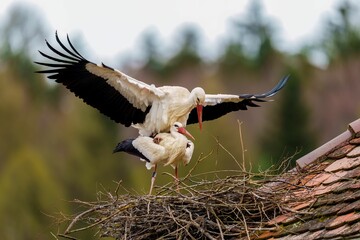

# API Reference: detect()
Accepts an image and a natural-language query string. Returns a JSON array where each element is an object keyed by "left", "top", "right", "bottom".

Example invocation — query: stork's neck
[
  {"left": 187, "top": 88, "right": 199, "bottom": 106},
  {"left": 170, "top": 129, "right": 182, "bottom": 139}
]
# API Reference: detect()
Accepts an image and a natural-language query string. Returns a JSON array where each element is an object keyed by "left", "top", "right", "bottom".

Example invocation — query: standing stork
[
  {"left": 113, "top": 122, "right": 195, "bottom": 194},
  {"left": 35, "top": 32, "right": 288, "bottom": 136}
]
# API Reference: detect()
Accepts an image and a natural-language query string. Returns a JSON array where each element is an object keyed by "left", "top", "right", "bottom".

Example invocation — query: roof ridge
[{"left": 296, "top": 118, "right": 360, "bottom": 169}]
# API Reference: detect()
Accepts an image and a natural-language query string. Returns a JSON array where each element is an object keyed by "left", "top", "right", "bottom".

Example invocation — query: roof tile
[
  {"left": 328, "top": 144, "right": 356, "bottom": 159},
  {"left": 283, "top": 232, "right": 311, "bottom": 240},
  {"left": 299, "top": 174, "right": 317, "bottom": 185},
  {"left": 337, "top": 199, "right": 360, "bottom": 214},
  {"left": 332, "top": 181, "right": 360, "bottom": 194},
  {"left": 349, "top": 119, "right": 360, "bottom": 134},
  {"left": 324, "top": 157, "right": 360, "bottom": 172},
  {"left": 322, "top": 171, "right": 348, "bottom": 185},
  {"left": 347, "top": 146, "right": 360, "bottom": 158},
  {"left": 312, "top": 182, "right": 344, "bottom": 196},
  {"left": 255, "top": 119, "right": 360, "bottom": 240},
  {"left": 308, "top": 218, "right": 332, "bottom": 232},
  {"left": 315, "top": 203, "right": 348, "bottom": 217},
  {"left": 292, "top": 200, "right": 315, "bottom": 211},
  {"left": 313, "top": 193, "right": 346, "bottom": 207},
  {"left": 341, "top": 221, "right": 360, "bottom": 237},
  {"left": 326, "top": 212, "right": 360, "bottom": 229},
  {"left": 350, "top": 137, "right": 360, "bottom": 145},
  {"left": 266, "top": 214, "right": 293, "bottom": 226},
  {"left": 305, "top": 173, "right": 331, "bottom": 187},
  {"left": 345, "top": 166, "right": 360, "bottom": 178},
  {"left": 289, "top": 219, "right": 321, "bottom": 234},
  {"left": 345, "top": 189, "right": 360, "bottom": 201},
  {"left": 321, "top": 224, "right": 349, "bottom": 238},
  {"left": 296, "top": 131, "right": 352, "bottom": 169},
  {"left": 305, "top": 229, "right": 325, "bottom": 239}
]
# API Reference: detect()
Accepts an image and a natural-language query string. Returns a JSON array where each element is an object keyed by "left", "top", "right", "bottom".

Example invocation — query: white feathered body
[
  {"left": 133, "top": 86, "right": 195, "bottom": 136},
  {"left": 132, "top": 130, "right": 191, "bottom": 170}
]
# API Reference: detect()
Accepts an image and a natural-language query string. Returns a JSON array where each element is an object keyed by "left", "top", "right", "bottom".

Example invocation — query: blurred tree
[
  {"left": 139, "top": 28, "right": 165, "bottom": 74},
  {"left": 0, "top": 3, "right": 49, "bottom": 104},
  {"left": 321, "top": 1, "right": 360, "bottom": 62},
  {"left": 164, "top": 25, "right": 203, "bottom": 75},
  {"left": 260, "top": 70, "right": 316, "bottom": 168},
  {"left": 0, "top": 3, "right": 127, "bottom": 239},
  {"left": 0, "top": 3, "right": 47, "bottom": 57},
  {"left": 220, "top": 0, "right": 278, "bottom": 75},
  {"left": 218, "top": 41, "right": 247, "bottom": 77},
  {"left": 0, "top": 147, "right": 67, "bottom": 240}
]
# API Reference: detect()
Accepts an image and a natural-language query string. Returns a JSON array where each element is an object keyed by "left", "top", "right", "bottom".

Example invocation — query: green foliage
[
  {"left": 321, "top": 1, "right": 360, "bottom": 62},
  {"left": 260, "top": 70, "right": 316, "bottom": 167},
  {"left": 220, "top": 0, "right": 277, "bottom": 74},
  {"left": 0, "top": 147, "right": 67, "bottom": 239},
  {"left": 139, "top": 28, "right": 165, "bottom": 74},
  {"left": 164, "top": 25, "right": 203, "bottom": 75},
  {"left": 218, "top": 42, "right": 247, "bottom": 76}
]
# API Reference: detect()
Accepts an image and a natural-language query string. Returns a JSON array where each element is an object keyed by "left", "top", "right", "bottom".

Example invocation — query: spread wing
[
  {"left": 35, "top": 32, "right": 166, "bottom": 127},
  {"left": 186, "top": 75, "right": 289, "bottom": 124}
]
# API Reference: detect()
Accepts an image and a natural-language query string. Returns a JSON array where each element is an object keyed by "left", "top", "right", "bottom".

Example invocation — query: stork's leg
[
  {"left": 175, "top": 165, "right": 179, "bottom": 193},
  {"left": 149, "top": 164, "right": 157, "bottom": 195}
]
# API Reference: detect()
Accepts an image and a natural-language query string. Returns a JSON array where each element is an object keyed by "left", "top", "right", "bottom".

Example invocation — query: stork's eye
[
  {"left": 174, "top": 124, "right": 179, "bottom": 128},
  {"left": 196, "top": 97, "right": 200, "bottom": 103}
]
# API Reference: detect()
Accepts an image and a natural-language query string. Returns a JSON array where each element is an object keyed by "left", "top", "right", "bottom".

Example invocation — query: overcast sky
[{"left": 0, "top": 0, "right": 353, "bottom": 66}]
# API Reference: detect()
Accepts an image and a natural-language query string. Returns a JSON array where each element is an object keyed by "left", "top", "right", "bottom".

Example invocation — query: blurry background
[{"left": 1, "top": 0, "right": 360, "bottom": 239}]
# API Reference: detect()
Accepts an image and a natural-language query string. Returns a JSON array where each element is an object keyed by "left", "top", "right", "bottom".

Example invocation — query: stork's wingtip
[
  {"left": 54, "top": 30, "right": 60, "bottom": 41},
  {"left": 278, "top": 74, "right": 290, "bottom": 89}
]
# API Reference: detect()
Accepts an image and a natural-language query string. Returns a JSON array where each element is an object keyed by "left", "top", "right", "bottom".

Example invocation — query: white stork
[
  {"left": 113, "top": 122, "right": 195, "bottom": 194},
  {"left": 35, "top": 32, "right": 288, "bottom": 136}
]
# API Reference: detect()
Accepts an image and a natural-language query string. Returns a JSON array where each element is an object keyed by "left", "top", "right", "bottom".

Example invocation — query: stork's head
[
  {"left": 191, "top": 87, "right": 205, "bottom": 131},
  {"left": 172, "top": 122, "right": 195, "bottom": 140}
]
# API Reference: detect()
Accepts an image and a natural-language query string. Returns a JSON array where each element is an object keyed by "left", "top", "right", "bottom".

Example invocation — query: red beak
[
  {"left": 197, "top": 104, "right": 203, "bottom": 131},
  {"left": 178, "top": 127, "right": 195, "bottom": 140}
]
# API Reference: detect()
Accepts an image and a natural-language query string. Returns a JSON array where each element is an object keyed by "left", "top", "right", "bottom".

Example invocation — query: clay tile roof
[{"left": 252, "top": 118, "right": 360, "bottom": 240}]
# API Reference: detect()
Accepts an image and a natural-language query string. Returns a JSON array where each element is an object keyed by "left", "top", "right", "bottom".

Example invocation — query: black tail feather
[{"left": 113, "top": 139, "right": 150, "bottom": 162}]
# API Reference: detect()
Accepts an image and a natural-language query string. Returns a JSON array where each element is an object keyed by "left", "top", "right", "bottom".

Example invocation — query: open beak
[
  {"left": 197, "top": 104, "right": 203, "bottom": 131},
  {"left": 178, "top": 127, "right": 195, "bottom": 141}
]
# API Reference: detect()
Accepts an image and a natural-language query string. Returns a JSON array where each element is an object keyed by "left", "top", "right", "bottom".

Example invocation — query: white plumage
[{"left": 113, "top": 122, "right": 194, "bottom": 194}]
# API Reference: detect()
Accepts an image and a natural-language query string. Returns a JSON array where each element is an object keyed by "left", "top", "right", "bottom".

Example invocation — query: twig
[
  {"left": 58, "top": 234, "right": 78, "bottom": 240},
  {"left": 216, "top": 218, "right": 225, "bottom": 240},
  {"left": 237, "top": 120, "right": 247, "bottom": 172},
  {"left": 64, "top": 208, "right": 97, "bottom": 234},
  {"left": 213, "top": 136, "right": 242, "bottom": 169}
]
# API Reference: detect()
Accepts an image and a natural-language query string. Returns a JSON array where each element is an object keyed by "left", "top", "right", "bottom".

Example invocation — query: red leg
[{"left": 149, "top": 164, "right": 157, "bottom": 195}]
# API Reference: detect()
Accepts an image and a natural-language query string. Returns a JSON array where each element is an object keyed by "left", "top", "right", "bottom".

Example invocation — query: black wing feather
[
  {"left": 35, "top": 32, "right": 150, "bottom": 126},
  {"left": 187, "top": 75, "right": 289, "bottom": 124}
]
